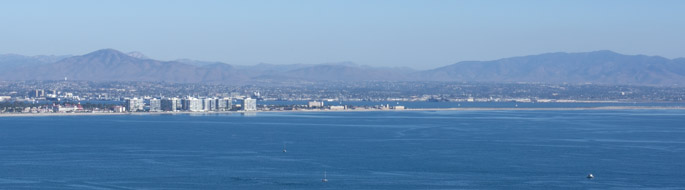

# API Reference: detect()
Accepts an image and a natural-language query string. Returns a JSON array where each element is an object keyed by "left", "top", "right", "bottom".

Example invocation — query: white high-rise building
[
  {"left": 182, "top": 97, "right": 203, "bottom": 112},
  {"left": 202, "top": 98, "right": 215, "bottom": 111},
  {"left": 149, "top": 98, "right": 161, "bottom": 112},
  {"left": 125, "top": 98, "right": 144, "bottom": 112},
  {"left": 190, "top": 98, "right": 203, "bottom": 112},
  {"left": 216, "top": 98, "right": 232, "bottom": 111},
  {"left": 242, "top": 98, "right": 257, "bottom": 111}
]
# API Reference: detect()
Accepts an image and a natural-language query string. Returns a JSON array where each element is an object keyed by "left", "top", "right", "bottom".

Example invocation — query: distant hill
[
  {"left": 1, "top": 49, "right": 684, "bottom": 85},
  {"left": 0, "top": 54, "right": 70, "bottom": 76},
  {"left": 417, "top": 50, "right": 685, "bottom": 85},
  {"left": 1, "top": 49, "right": 247, "bottom": 82},
  {"left": 0, "top": 49, "right": 414, "bottom": 83}
]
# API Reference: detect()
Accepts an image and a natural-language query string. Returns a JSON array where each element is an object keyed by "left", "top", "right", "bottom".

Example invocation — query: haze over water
[{"left": 1, "top": 109, "right": 684, "bottom": 189}]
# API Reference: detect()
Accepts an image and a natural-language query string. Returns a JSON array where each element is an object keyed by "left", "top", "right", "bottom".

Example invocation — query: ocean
[{"left": 1, "top": 109, "right": 684, "bottom": 189}]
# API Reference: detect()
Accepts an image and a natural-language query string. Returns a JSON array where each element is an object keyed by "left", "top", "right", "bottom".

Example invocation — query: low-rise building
[
  {"left": 329, "top": 105, "right": 345, "bottom": 110},
  {"left": 112, "top": 106, "right": 126, "bottom": 113},
  {"left": 308, "top": 101, "right": 324, "bottom": 108},
  {"left": 53, "top": 105, "right": 78, "bottom": 113}
]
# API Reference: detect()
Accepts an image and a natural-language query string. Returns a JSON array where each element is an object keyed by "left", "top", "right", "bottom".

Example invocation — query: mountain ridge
[
  {"left": 1, "top": 49, "right": 684, "bottom": 85},
  {"left": 419, "top": 50, "right": 685, "bottom": 85}
]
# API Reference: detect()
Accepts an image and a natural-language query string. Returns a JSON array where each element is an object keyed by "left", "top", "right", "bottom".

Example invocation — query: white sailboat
[
  {"left": 282, "top": 143, "right": 287, "bottom": 153},
  {"left": 322, "top": 170, "right": 328, "bottom": 182}
]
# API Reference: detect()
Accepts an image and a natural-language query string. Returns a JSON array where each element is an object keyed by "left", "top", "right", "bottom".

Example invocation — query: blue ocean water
[{"left": 1, "top": 109, "right": 684, "bottom": 189}]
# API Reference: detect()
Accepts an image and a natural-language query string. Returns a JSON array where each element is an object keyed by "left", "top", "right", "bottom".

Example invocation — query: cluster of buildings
[
  {"left": 4, "top": 103, "right": 86, "bottom": 114},
  {"left": 307, "top": 101, "right": 346, "bottom": 110},
  {"left": 12, "top": 89, "right": 81, "bottom": 102},
  {"left": 123, "top": 97, "right": 257, "bottom": 112}
]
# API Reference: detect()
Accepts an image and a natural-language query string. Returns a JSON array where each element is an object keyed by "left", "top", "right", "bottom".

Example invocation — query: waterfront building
[
  {"left": 181, "top": 98, "right": 190, "bottom": 111},
  {"left": 149, "top": 98, "right": 161, "bottom": 112},
  {"left": 174, "top": 98, "right": 183, "bottom": 111},
  {"left": 181, "top": 99, "right": 188, "bottom": 110},
  {"left": 243, "top": 98, "right": 257, "bottom": 111},
  {"left": 53, "top": 105, "right": 78, "bottom": 113},
  {"left": 216, "top": 98, "right": 232, "bottom": 111},
  {"left": 112, "top": 106, "right": 126, "bottom": 112},
  {"left": 126, "top": 99, "right": 138, "bottom": 112},
  {"left": 202, "top": 98, "right": 215, "bottom": 111},
  {"left": 137, "top": 99, "right": 145, "bottom": 111},
  {"left": 330, "top": 105, "right": 345, "bottom": 110},
  {"left": 182, "top": 97, "right": 203, "bottom": 112},
  {"left": 191, "top": 99, "right": 203, "bottom": 111},
  {"left": 161, "top": 98, "right": 178, "bottom": 112},
  {"left": 125, "top": 98, "right": 144, "bottom": 112},
  {"left": 308, "top": 101, "right": 324, "bottom": 108}
]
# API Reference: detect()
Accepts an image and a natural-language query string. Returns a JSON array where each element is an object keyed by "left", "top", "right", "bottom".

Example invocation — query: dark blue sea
[{"left": 1, "top": 109, "right": 684, "bottom": 189}]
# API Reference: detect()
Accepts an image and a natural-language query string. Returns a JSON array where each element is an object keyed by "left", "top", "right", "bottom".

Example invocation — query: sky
[{"left": 1, "top": 0, "right": 684, "bottom": 69}]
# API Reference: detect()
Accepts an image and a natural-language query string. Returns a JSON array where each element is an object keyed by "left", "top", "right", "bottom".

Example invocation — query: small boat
[
  {"left": 322, "top": 170, "right": 328, "bottom": 182},
  {"left": 282, "top": 143, "right": 287, "bottom": 153},
  {"left": 587, "top": 173, "right": 594, "bottom": 179}
]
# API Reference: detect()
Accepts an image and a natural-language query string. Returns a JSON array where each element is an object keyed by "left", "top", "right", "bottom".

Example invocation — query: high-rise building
[
  {"left": 125, "top": 98, "right": 135, "bottom": 112},
  {"left": 149, "top": 98, "right": 161, "bottom": 112},
  {"left": 191, "top": 98, "right": 202, "bottom": 111},
  {"left": 161, "top": 98, "right": 178, "bottom": 112},
  {"left": 137, "top": 99, "right": 145, "bottom": 111},
  {"left": 174, "top": 98, "right": 183, "bottom": 111},
  {"left": 125, "top": 98, "right": 143, "bottom": 112},
  {"left": 182, "top": 97, "right": 203, "bottom": 112},
  {"left": 182, "top": 98, "right": 190, "bottom": 111},
  {"left": 202, "top": 98, "right": 215, "bottom": 111},
  {"left": 242, "top": 98, "right": 257, "bottom": 111},
  {"left": 216, "top": 98, "right": 232, "bottom": 111}
]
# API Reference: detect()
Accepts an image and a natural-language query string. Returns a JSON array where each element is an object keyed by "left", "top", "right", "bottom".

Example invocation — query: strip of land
[{"left": 1, "top": 106, "right": 684, "bottom": 117}]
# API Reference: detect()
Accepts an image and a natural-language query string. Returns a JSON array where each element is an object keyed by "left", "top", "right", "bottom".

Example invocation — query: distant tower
[{"left": 64, "top": 77, "right": 68, "bottom": 81}]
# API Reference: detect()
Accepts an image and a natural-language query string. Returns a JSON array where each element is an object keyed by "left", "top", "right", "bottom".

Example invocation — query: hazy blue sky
[{"left": 1, "top": 0, "right": 684, "bottom": 69}]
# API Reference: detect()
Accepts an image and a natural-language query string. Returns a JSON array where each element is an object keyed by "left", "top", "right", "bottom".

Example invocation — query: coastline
[{"left": 1, "top": 106, "right": 684, "bottom": 117}]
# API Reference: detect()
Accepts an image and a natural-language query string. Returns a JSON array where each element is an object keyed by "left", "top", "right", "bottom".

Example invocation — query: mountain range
[{"left": 1, "top": 49, "right": 684, "bottom": 85}]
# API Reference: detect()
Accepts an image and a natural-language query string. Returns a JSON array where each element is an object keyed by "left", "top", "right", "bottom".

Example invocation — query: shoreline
[{"left": 1, "top": 106, "right": 684, "bottom": 117}]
